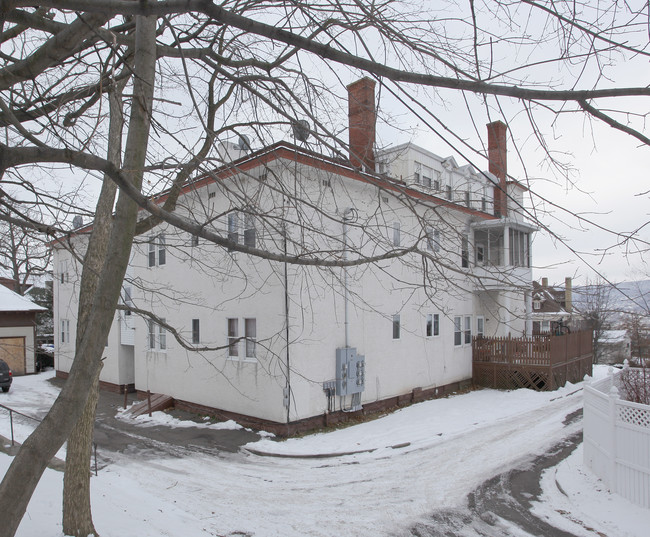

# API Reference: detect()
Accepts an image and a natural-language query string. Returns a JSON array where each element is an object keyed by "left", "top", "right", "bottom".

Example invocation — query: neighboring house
[
  {"left": 53, "top": 78, "right": 536, "bottom": 433},
  {"left": 598, "top": 330, "right": 631, "bottom": 364},
  {"left": 531, "top": 277, "right": 583, "bottom": 334},
  {"left": 0, "top": 281, "right": 46, "bottom": 375}
]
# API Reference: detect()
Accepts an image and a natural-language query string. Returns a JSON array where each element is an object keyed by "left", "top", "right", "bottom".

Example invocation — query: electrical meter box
[{"left": 335, "top": 347, "right": 365, "bottom": 396}]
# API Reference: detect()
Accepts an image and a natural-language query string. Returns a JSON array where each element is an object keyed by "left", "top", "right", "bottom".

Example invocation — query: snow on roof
[
  {"left": 0, "top": 285, "right": 47, "bottom": 312},
  {"left": 601, "top": 330, "right": 628, "bottom": 343}
]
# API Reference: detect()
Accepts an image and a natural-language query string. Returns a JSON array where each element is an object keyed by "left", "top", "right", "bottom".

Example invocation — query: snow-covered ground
[{"left": 0, "top": 367, "right": 647, "bottom": 537}]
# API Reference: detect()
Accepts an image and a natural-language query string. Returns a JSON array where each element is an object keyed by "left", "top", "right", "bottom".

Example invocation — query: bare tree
[
  {"left": 0, "top": 1, "right": 649, "bottom": 536},
  {"left": 0, "top": 220, "right": 51, "bottom": 294},
  {"left": 578, "top": 278, "right": 614, "bottom": 363}
]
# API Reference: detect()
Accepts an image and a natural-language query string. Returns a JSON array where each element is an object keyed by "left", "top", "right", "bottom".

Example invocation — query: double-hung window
[
  {"left": 461, "top": 237, "right": 469, "bottom": 268},
  {"left": 148, "top": 319, "right": 167, "bottom": 350},
  {"left": 426, "top": 313, "right": 440, "bottom": 337},
  {"left": 454, "top": 316, "right": 462, "bottom": 346},
  {"left": 148, "top": 234, "right": 166, "bottom": 267},
  {"left": 61, "top": 319, "right": 70, "bottom": 345},
  {"left": 392, "top": 314, "right": 401, "bottom": 340},
  {"left": 477, "top": 316, "right": 485, "bottom": 337},
  {"left": 228, "top": 318, "right": 239, "bottom": 357},
  {"left": 464, "top": 316, "right": 472, "bottom": 345},
  {"left": 245, "top": 318, "right": 257, "bottom": 358},
  {"left": 392, "top": 222, "right": 401, "bottom": 247},
  {"left": 192, "top": 319, "right": 200, "bottom": 344}
]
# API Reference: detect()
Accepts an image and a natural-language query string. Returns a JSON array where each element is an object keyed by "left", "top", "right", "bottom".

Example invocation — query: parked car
[
  {"left": 0, "top": 359, "right": 12, "bottom": 392},
  {"left": 36, "top": 344, "right": 54, "bottom": 372}
]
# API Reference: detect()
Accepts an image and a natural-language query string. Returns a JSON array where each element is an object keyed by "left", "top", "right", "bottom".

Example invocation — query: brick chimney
[
  {"left": 487, "top": 120, "right": 507, "bottom": 218},
  {"left": 564, "top": 277, "right": 573, "bottom": 312},
  {"left": 347, "top": 78, "right": 376, "bottom": 172}
]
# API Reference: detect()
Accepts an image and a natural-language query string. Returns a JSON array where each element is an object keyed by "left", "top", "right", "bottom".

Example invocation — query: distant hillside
[{"left": 573, "top": 279, "right": 650, "bottom": 316}]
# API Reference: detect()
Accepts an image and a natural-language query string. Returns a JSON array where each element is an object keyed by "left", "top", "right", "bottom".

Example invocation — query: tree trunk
[
  {"left": 0, "top": 15, "right": 156, "bottom": 537},
  {"left": 61, "top": 74, "right": 128, "bottom": 536},
  {"left": 62, "top": 364, "right": 102, "bottom": 537}
]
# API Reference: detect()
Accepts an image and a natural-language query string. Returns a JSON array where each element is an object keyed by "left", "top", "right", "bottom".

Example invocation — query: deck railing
[{"left": 472, "top": 330, "right": 593, "bottom": 390}]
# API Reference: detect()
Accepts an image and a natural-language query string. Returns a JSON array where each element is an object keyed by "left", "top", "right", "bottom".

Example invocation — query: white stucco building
[{"left": 54, "top": 79, "right": 536, "bottom": 433}]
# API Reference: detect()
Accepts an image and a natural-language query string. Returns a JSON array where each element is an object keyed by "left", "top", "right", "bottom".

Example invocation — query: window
[
  {"left": 477, "top": 316, "right": 485, "bottom": 337},
  {"left": 392, "top": 222, "right": 400, "bottom": 247},
  {"left": 481, "top": 196, "right": 487, "bottom": 212},
  {"left": 228, "top": 212, "right": 256, "bottom": 248},
  {"left": 392, "top": 314, "right": 401, "bottom": 340},
  {"left": 59, "top": 260, "right": 68, "bottom": 284},
  {"left": 243, "top": 214, "right": 256, "bottom": 248},
  {"left": 422, "top": 166, "right": 432, "bottom": 188},
  {"left": 426, "top": 313, "right": 440, "bottom": 337},
  {"left": 148, "top": 319, "right": 166, "bottom": 350},
  {"left": 446, "top": 184, "right": 452, "bottom": 200},
  {"left": 228, "top": 318, "right": 239, "bottom": 357},
  {"left": 509, "top": 229, "right": 530, "bottom": 267},
  {"left": 454, "top": 316, "right": 462, "bottom": 346},
  {"left": 192, "top": 319, "right": 200, "bottom": 344},
  {"left": 149, "top": 234, "right": 166, "bottom": 267},
  {"left": 533, "top": 300, "right": 541, "bottom": 310},
  {"left": 148, "top": 240, "right": 156, "bottom": 267},
  {"left": 465, "top": 190, "right": 471, "bottom": 207},
  {"left": 148, "top": 320, "right": 156, "bottom": 349},
  {"left": 464, "top": 315, "right": 472, "bottom": 344},
  {"left": 245, "top": 318, "right": 257, "bottom": 358},
  {"left": 541, "top": 320, "right": 551, "bottom": 332},
  {"left": 476, "top": 244, "right": 486, "bottom": 265},
  {"left": 61, "top": 319, "right": 70, "bottom": 344},
  {"left": 227, "top": 212, "right": 239, "bottom": 244},
  {"left": 124, "top": 286, "right": 133, "bottom": 316},
  {"left": 433, "top": 171, "right": 441, "bottom": 191},
  {"left": 461, "top": 237, "right": 469, "bottom": 268},
  {"left": 414, "top": 162, "right": 422, "bottom": 185},
  {"left": 191, "top": 234, "right": 199, "bottom": 247},
  {"left": 158, "top": 322, "right": 167, "bottom": 350}
]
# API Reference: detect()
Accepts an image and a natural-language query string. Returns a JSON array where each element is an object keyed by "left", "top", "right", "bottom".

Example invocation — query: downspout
[
  {"left": 342, "top": 208, "right": 355, "bottom": 348},
  {"left": 284, "top": 220, "right": 291, "bottom": 424}
]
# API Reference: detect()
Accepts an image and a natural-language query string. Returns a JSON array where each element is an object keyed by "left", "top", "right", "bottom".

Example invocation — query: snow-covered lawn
[{"left": 0, "top": 366, "right": 646, "bottom": 537}]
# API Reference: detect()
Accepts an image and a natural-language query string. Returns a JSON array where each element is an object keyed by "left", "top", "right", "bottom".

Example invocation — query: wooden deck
[{"left": 472, "top": 330, "right": 593, "bottom": 391}]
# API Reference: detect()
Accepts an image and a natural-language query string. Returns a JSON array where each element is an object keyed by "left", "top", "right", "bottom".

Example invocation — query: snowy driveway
[{"left": 1, "top": 368, "right": 647, "bottom": 537}]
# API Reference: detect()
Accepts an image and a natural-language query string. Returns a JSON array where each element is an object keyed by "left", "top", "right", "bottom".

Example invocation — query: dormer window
[{"left": 533, "top": 300, "right": 541, "bottom": 310}]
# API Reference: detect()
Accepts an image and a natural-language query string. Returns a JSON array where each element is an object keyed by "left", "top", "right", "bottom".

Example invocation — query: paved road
[
  {"left": 44, "top": 377, "right": 588, "bottom": 537},
  {"left": 407, "top": 410, "right": 584, "bottom": 537},
  {"left": 47, "top": 377, "right": 261, "bottom": 466}
]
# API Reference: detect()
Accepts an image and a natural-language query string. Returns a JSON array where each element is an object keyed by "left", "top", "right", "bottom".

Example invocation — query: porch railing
[{"left": 472, "top": 330, "right": 593, "bottom": 390}]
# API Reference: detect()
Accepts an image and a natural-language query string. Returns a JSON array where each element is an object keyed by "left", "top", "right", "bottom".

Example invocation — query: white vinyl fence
[{"left": 583, "top": 368, "right": 650, "bottom": 509}]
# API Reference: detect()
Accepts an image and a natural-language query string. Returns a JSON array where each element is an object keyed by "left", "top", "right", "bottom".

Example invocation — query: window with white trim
[
  {"left": 433, "top": 170, "right": 441, "bottom": 191},
  {"left": 392, "top": 222, "right": 400, "bottom": 247},
  {"left": 148, "top": 234, "right": 166, "bottom": 267},
  {"left": 245, "top": 318, "right": 257, "bottom": 358},
  {"left": 192, "top": 319, "right": 200, "bottom": 344},
  {"left": 148, "top": 319, "right": 167, "bottom": 351},
  {"left": 392, "top": 314, "right": 401, "bottom": 340},
  {"left": 228, "top": 318, "right": 239, "bottom": 357},
  {"left": 59, "top": 260, "right": 68, "bottom": 284},
  {"left": 454, "top": 316, "right": 462, "bottom": 346},
  {"left": 426, "top": 313, "right": 440, "bottom": 337},
  {"left": 61, "top": 319, "right": 70, "bottom": 344},
  {"left": 228, "top": 211, "right": 256, "bottom": 248},
  {"left": 414, "top": 162, "right": 422, "bottom": 185},
  {"left": 477, "top": 316, "right": 485, "bottom": 337},
  {"left": 461, "top": 237, "right": 470, "bottom": 268},
  {"left": 422, "top": 165, "right": 433, "bottom": 188},
  {"left": 464, "top": 315, "right": 472, "bottom": 344},
  {"left": 243, "top": 214, "right": 256, "bottom": 248}
]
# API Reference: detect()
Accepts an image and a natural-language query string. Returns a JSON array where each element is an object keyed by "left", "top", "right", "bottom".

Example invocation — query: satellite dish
[
  {"left": 72, "top": 215, "right": 83, "bottom": 229},
  {"left": 292, "top": 119, "right": 310, "bottom": 142},
  {"left": 237, "top": 134, "right": 251, "bottom": 153}
]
